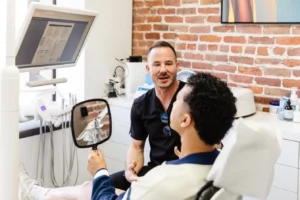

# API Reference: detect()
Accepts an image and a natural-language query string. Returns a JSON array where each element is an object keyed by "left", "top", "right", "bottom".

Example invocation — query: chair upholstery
[{"left": 195, "top": 119, "right": 281, "bottom": 200}]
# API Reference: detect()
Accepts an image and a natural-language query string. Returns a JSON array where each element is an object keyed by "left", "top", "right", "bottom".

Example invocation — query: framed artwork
[{"left": 221, "top": 0, "right": 300, "bottom": 23}]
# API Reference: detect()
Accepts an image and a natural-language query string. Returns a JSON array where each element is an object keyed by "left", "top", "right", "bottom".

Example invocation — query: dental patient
[{"left": 19, "top": 73, "right": 236, "bottom": 200}]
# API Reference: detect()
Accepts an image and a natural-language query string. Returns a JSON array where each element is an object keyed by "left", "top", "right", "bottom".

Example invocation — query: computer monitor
[{"left": 15, "top": 2, "right": 97, "bottom": 72}]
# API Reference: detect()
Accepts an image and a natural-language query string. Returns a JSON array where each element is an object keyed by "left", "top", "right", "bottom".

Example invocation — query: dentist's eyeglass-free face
[{"left": 146, "top": 47, "right": 179, "bottom": 89}]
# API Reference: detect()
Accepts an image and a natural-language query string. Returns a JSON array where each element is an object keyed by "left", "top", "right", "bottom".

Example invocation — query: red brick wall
[{"left": 132, "top": 0, "right": 300, "bottom": 108}]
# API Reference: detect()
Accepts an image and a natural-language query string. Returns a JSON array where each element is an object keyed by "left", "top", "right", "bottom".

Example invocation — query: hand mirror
[{"left": 71, "top": 99, "right": 112, "bottom": 150}]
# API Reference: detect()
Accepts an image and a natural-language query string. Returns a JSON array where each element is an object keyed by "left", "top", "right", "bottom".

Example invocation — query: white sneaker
[{"left": 19, "top": 163, "right": 43, "bottom": 200}]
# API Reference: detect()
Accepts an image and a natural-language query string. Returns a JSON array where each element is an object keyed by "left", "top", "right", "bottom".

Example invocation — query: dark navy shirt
[
  {"left": 130, "top": 81, "right": 186, "bottom": 166},
  {"left": 166, "top": 149, "right": 220, "bottom": 165}
]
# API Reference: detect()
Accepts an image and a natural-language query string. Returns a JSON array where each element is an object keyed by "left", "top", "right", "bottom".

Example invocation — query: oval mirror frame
[{"left": 70, "top": 98, "right": 112, "bottom": 149}]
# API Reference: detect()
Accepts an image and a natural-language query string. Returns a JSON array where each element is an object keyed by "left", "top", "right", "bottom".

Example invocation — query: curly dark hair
[
  {"left": 185, "top": 73, "right": 237, "bottom": 145},
  {"left": 147, "top": 41, "right": 177, "bottom": 60}
]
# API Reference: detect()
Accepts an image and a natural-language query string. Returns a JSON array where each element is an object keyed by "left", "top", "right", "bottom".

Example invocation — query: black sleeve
[{"left": 129, "top": 101, "right": 148, "bottom": 140}]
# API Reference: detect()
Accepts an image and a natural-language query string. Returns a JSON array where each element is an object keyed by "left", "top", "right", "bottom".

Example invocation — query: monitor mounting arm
[{"left": 27, "top": 71, "right": 67, "bottom": 87}]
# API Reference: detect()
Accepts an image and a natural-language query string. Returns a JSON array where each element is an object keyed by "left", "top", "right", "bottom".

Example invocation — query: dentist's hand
[
  {"left": 87, "top": 148, "right": 107, "bottom": 177},
  {"left": 125, "top": 160, "right": 139, "bottom": 183}
]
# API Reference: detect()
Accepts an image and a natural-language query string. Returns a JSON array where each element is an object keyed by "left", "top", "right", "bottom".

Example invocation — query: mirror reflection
[{"left": 71, "top": 99, "right": 111, "bottom": 148}]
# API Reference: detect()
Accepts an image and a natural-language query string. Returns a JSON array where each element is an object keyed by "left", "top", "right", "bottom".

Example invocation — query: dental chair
[{"left": 195, "top": 119, "right": 282, "bottom": 200}]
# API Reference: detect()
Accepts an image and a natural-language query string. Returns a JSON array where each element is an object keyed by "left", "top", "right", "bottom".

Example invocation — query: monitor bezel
[{"left": 15, "top": 2, "right": 98, "bottom": 72}]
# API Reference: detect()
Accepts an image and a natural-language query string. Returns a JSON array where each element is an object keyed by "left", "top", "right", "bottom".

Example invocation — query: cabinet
[
  {"left": 100, "top": 104, "right": 132, "bottom": 174},
  {"left": 267, "top": 187, "right": 297, "bottom": 200},
  {"left": 107, "top": 97, "right": 300, "bottom": 200},
  {"left": 277, "top": 140, "right": 299, "bottom": 168}
]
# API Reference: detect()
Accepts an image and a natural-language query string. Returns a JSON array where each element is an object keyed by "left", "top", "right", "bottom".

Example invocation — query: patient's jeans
[{"left": 110, "top": 165, "right": 154, "bottom": 191}]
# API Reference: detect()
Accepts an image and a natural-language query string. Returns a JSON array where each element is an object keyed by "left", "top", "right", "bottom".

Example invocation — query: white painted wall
[
  {"left": 84, "top": 0, "right": 132, "bottom": 99},
  {"left": 0, "top": 1, "right": 6, "bottom": 69},
  {"left": 18, "top": 0, "right": 133, "bottom": 187}
]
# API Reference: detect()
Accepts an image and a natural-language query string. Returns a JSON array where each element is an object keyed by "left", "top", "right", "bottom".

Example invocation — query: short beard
[{"left": 157, "top": 77, "right": 176, "bottom": 89}]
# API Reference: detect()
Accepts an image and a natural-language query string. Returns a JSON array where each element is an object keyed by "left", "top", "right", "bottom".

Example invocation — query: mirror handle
[{"left": 92, "top": 146, "right": 98, "bottom": 154}]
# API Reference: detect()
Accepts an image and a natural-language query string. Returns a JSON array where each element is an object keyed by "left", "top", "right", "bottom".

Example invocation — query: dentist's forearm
[{"left": 126, "top": 141, "right": 145, "bottom": 174}]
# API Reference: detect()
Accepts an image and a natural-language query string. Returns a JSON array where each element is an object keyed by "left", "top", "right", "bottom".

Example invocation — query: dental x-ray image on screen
[
  {"left": 222, "top": 0, "right": 300, "bottom": 23},
  {"left": 71, "top": 99, "right": 112, "bottom": 149}
]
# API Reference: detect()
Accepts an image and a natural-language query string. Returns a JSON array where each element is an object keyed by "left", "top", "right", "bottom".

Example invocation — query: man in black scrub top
[
  {"left": 18, "top": 41, "right": 186, "bottom": 199},
  {"left": 110, "top": 41, "right": 185, "bottom": 191}
]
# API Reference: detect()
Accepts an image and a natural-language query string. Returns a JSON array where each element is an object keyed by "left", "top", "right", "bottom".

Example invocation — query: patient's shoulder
[
  {"left": 136, "top": 164, "right": 211, "bottom": 200},
  {"left": 144, "top": 163, "right": 212, "bottom": 181}
]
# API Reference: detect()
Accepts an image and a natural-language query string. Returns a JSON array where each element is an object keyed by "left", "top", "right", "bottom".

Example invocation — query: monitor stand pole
[{"left": 0, "top": 0, "right": 20, "bottom": 199}]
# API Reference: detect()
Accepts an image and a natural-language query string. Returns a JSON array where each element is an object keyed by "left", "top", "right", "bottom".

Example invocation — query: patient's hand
[{"left": 87, "top": 148, "right": 107, "bottom": 176}]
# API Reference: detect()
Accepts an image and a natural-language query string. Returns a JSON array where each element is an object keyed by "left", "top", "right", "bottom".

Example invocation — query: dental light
[{"left": 0, "top": 2, "right": 97, "bottom": 198}]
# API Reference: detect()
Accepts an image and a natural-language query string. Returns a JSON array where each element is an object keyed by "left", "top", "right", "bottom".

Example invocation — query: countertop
[{"left": 239, "top": 111, "right": 300, "bottom": 142}]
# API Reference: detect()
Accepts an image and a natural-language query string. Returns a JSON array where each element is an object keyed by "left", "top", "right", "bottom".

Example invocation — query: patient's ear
[{"left": 180, "top": 113, "right": 191, "bottom": 128}]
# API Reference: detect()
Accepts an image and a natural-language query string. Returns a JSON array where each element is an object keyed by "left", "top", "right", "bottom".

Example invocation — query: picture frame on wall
[{"left": 221, "top": 0, "right": 300, "bottom": 24}]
